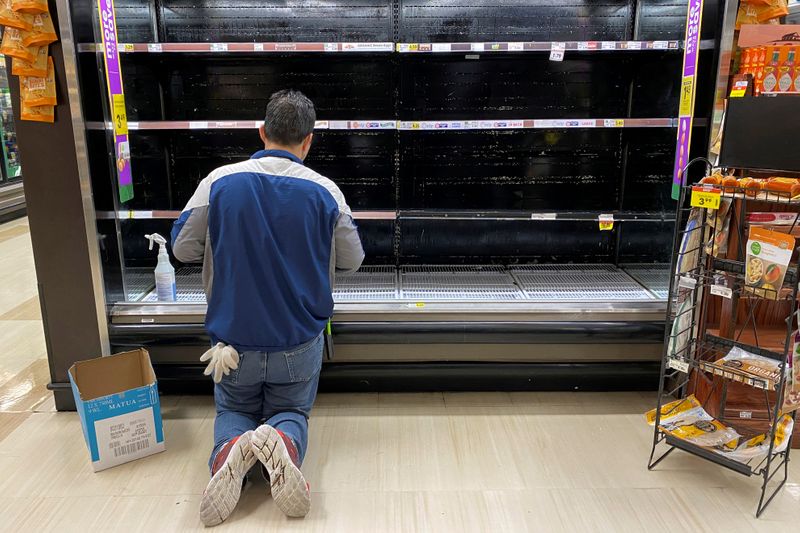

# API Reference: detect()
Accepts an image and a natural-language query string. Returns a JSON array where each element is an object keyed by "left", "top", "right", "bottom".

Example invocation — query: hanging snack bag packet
[
  {"left": 20, "top": 99, "right": 53, "bottom": 123},
  {"left": 0, "top": 0, "right": 32, "bottom": 29},
  {"left": 21, "top": 56, "right": 55, "bottom": 107},
  {"left": 0, "top": 27, "right": 39, "bottom": 62},
  {"left": 745, "top": 227, "right": 795, "bottom": 300},
  {"left": 22, "top": 12, "right": 57, "bottom": 47},
  {"left": 645, "top": 395, "right": 702, "bottom": 426},
  {"left": 713, "top": 346, "right": 785, "bottom": 390},
  {"left": 11, "top": 0, "right": 48, "bottom": 14},
  {"left": 12, "top": 44, "right": 47, "bottom": 77},
  {"left": 714, "top": 415, "right": 794, "bottom": 464}
]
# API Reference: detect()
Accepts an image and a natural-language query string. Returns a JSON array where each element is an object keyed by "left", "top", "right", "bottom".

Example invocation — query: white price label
[
  {"left": 550, "top": 42, "right": 565, "bottom": 61},
  {"left": 653, "top": 41, "right": 669, "bottom": 50},
  {"left": 739, "top": 411, "right": 753, "bottom": 419},
  {"left": 601, "top": 41, "right": 616, "bottom": 50},
  {"left": 577, "top": 42, "right": 590, "bottom": 51},
  {"left": 678, "top": 276, "right": 697, "bottom": 289},
  {"left": 531, "top": 213, "right": 557, "bottom": 220},
  {"left": 253, "top": 43, "right": 264, "bottom": 51},
  {"left": 508, "top": 42, "right": 524, "bottom": 51},
  {"left": 210, "top": 43, "right": 228, "bottom": 52},
  {"left": 710, "top": 285, "right": 732, "bottom": 299},
  {"left": 627, "top": 41, "right": 643, "bottom": 50},
  {"left": 189, "top": 121, "right": 209, "bottom": 129},
  {"left": 432, "top": 43, "right": 450, "bottom": 52},
  {"left": 667, "top": 358, "right": 690, "bottom": 373},
  {"left": 471, "top": 42, "right": 484, "bottom": 51},
  {"left": 147, "top": 43, "right": 163, "bottom": 53}
]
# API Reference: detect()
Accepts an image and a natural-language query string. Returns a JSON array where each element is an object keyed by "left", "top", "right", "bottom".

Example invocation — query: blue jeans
[{"left": 209, "top": 332, "right": 323, "bottom": 472}]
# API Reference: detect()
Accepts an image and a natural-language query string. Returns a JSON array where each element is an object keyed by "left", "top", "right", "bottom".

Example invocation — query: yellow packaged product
[
  {"left": 22, "top": 12, "right": 57, "bottom": 47},
  {"left": 11, "top": 44, "right": 47, "bottom": 77},
  {"left": 658, "top": 405, "right": 741, "bottom": 448},
  {"left": 0, "top": 0, "right": 32, "bottom": 29},
  {"left": 645, "top": 395, "right": 702, "bottom": 426},
  {"left": 0, "top": 27, "right": 39, "bottom": 62},
  {"left": 713, "top": 415, "right": 794, "bottom": 464},
  {"left": 21, "top": 56, "right": 55, "bottom": 107},
  {"left": 736, "top": 0, "right": 789, "bottom": 28},
  {"left": 20, "top": 99, "right": 53, "bottom": 123},
  {"left": 11, "top": 0, "right": 47, "bottom": 14}
]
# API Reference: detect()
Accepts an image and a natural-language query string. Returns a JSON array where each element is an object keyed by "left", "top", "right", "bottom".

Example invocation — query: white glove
[{"left": 200, "top": 342, "right": 240, "bottom": 383}]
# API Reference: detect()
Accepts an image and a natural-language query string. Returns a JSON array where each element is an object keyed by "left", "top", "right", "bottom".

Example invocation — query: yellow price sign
[
  {"left": 598, "top": 214, "right": 614, "bottom": 231},
  {"left": 690, "top": 186, "right": 721, "bottom": 210},
  {"left": 679, "top": 76, "right": 694, "bottom": 116},
  {"left": 112, "top": 94, "right": 128, "bottom": 136}
]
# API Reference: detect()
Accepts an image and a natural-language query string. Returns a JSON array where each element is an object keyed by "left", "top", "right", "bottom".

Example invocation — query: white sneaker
[
  {"left": 199, "top": 431, "right": 257, "bottom": 527},
  {"left": 251, "top": 424, "right": 311, "bottom": 517}
]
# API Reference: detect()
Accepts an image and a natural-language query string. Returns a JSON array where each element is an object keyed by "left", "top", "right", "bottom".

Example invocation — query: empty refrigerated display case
[{"left": 62, "top": 0, "right": 723, "bottom": 389}]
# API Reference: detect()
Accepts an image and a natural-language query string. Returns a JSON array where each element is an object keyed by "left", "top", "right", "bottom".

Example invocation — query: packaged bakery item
[
  {"left": 710, "top": 346, "right": 785, "bottom": 390},
  {"left": 645, "top": 395, "right": 703, "bottom": 426},
  {"left": 745, "top": 227, "right": 795, "bottom": 299},
  {"left": 762, "top": 177, "right": 800, "bottom": 198},
  {"left": 20, "top": 99, "right": 53, "bottom": 123},
  {"left": 11, "top": 0, "right": 47, "bottom": 14},
  {"left": 0, "top": 27, "right": 39, "bottom": 62},
  {"left": 782, "top": 331, "right": 800, "bottom": 413},
  {"left": 658, "top": 405, "right": 741, "bottom": 448},
  {"left": 0, "top": 0, "right": 32, "bottom": 29},
  {"left": 12, "top": 44, "right": 47, "bottom": 77},
  {"left": 706, "top": 198, "right": 732, "bottom": 258},
  {"left": 20, "top": 56, "right": 55, "bottom": 107},
  {"left": 22, "top": 12, "right": 57, "bottom": 47},
  {"left": 737, "top": 0, "right": 789, "bottom": 28},
  {"left": 713, "top": 415, "right": 794, "bottom": 464}
]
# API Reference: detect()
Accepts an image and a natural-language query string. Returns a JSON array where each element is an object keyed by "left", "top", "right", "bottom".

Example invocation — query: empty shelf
[{"left": 510, "top": 264, "right": 655, "bottom": 301}]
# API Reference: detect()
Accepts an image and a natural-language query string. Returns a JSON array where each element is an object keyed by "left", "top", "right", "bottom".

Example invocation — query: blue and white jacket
[{"left": 171, "top": 149, "right": 364, "bottom": 352}]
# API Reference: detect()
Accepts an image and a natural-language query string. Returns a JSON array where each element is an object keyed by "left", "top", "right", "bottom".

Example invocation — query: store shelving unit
[
  {"left": 649, "top": 176, "right": 798, "bottom": 517},
  {"left": 66, "top": 1, "right": 723, "bottom": 380}
]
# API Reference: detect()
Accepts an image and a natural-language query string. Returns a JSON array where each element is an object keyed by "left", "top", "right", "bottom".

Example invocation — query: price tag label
[
  {"left": 577, "top": 42, "right": 590, "bottom": 51},
  {"left": 601, "top": 41, "right": 616, "bottom": 51},
  {"left": 710, "top": 284, "right": 732, "bottom": 299},
  {"left": 627, "top": 41, "right": 643, "bottom": 50},
  {"left": 598, "top": 214, "right": 614, "bottom": 231},
  {"left": 147, "top": 43, "right": 162, "bottom": 53},
  {"left": 653, "top": 41, "right": 669, "bottom": 50},
  {"left": 112, "top": 94, "right": 128, "bottom": 135},
  {"left": 253, "top": 43, "right": 264, "bottom": 51},
  {"left": 690, "top": 186, "right": 721, "bottom": 210},
  {"left": 678, "top": 276, "right": 697, "bottom": 289},
  {"left": 531, "top": 213, "right": 557, "bottom": 220},
  {"left": 550, "top": 42, "right": 565, "bottom": 61},
  {"left": 730, "top": 79, "right": 748, "bottom": 98},
  {"left": 407, "top": 302, "right": 426, "bottom": 309},
  {"left": 210, "top": 43, "right": 228, "bottom": 52},
  {"left": 123, "top": 43, "right": 135, "bottom": 52},
  {"left": 667, "top": 358, "right": 690, "bottom": 373},
  {"left": 189, "top": 121, "right": 209, "bottom": 130}
]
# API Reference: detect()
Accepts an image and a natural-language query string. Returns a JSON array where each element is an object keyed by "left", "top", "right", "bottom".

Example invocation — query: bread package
[
  {"left": 11, "top": 0, "right": 47, "bottom": 14},
  {"left": 20, "top": 99, "right": 53, "bottom": 123},
  {"left": 0, "top": 27, "right": 39, "bottom": 62},
  {"left": 21, "top": 56, "right": 55, "bottom": 107},
  {"left": 11, "top": 44, "right": 47, "bottom": 77},
  {"left": 22, "top": 12, "right": 57, "bottom": 47},
  {"left": 0, "top": 0, "right": 32, "bottom": 29}
]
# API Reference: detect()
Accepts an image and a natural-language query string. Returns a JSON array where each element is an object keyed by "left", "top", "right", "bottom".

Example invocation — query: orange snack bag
[
  {"left": 21, "top": 56, "right": 55, "bottom": 107},
  {"left": 20, "top": 100, "right": 53, "bottom": 123},
  {"left": 22, "top": 12, "right": 57, "bottom": 47},
  {"left": 0, "top": 27, "right": 39, "bottom": 62},
  {"left": 0, "top": 0, "right": 32, "bottom": 29},
  {"left": 11, "top": 44, "right": 47, "bottom": 77},
  {"left": 11, "top": 0, "right": 47, "bottom": 14}
]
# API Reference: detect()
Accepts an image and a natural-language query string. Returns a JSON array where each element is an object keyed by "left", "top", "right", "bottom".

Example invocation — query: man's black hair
[{"left": 263, "top": 90, "right": 316, "bottom": 146}]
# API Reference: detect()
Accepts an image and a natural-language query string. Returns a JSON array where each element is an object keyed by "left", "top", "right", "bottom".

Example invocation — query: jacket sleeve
[
  {"left": 171, "top": 176, "right": 211, "bottom": 263},
  {"left": 334, "top": 211, "right": 365, "bottom": 274}
]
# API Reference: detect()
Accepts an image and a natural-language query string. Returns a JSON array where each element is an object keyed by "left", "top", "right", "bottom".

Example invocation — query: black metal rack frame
[{"left": 648, "top": 159, "right": 799, "bottom": 517}]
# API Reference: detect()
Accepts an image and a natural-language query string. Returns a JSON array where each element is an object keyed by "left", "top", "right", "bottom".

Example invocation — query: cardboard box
[{"left": 69, "top": 349, "right": 165, "bottom": 472}]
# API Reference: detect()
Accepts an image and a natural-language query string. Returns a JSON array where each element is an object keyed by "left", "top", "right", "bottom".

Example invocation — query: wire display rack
[
  {"left": 333, "top": 265, "right": 398, "bottom": 301},
  {"left": 399, "top": 265, "right": 523, "bottom": 301},
  {"left": 648, "top": 165, "right": 799, "bottom": 518},
  {"left": 510, "top": 264, "right": 655, "bottom": 301},
  {"left": 623, "top": 264, "right": 670, "bottom": 299},
  {"left": 140, "top": 267, "right": 205, "bottom": 303}
]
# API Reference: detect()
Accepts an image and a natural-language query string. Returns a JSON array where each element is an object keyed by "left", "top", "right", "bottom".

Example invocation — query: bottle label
[
  {"left": 763, "top": 72, "right": 778, "bottom": 93},
  {"left": 155, "top": 272, "right": 176, "bottom": 302},
  {"left": 779, "top": 70, "right": 793, "bottom": 92}
]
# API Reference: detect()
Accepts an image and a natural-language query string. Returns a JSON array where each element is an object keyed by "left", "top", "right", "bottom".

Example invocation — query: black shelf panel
[{"left": 664, "top": 435, "right": 754, "bottom": 477}]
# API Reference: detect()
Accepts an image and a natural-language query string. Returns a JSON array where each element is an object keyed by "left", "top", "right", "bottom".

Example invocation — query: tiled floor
[{"left": 1, "top": 218, "right": 800, "bottom": 532}]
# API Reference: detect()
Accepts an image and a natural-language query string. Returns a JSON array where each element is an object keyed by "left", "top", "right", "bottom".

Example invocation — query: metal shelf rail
[{"left": 129, "top": 264, "right": 669, "bottom": 304}]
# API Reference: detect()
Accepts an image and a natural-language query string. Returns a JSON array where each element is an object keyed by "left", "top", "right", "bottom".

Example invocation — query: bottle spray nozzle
[{"left": 144, "top": 233, "right": 168, "bottom": 253}]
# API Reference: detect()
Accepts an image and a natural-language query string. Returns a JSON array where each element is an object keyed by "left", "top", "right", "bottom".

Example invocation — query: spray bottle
[{"left": 145, "top": 233, "right": 177, "bottom": 302}]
